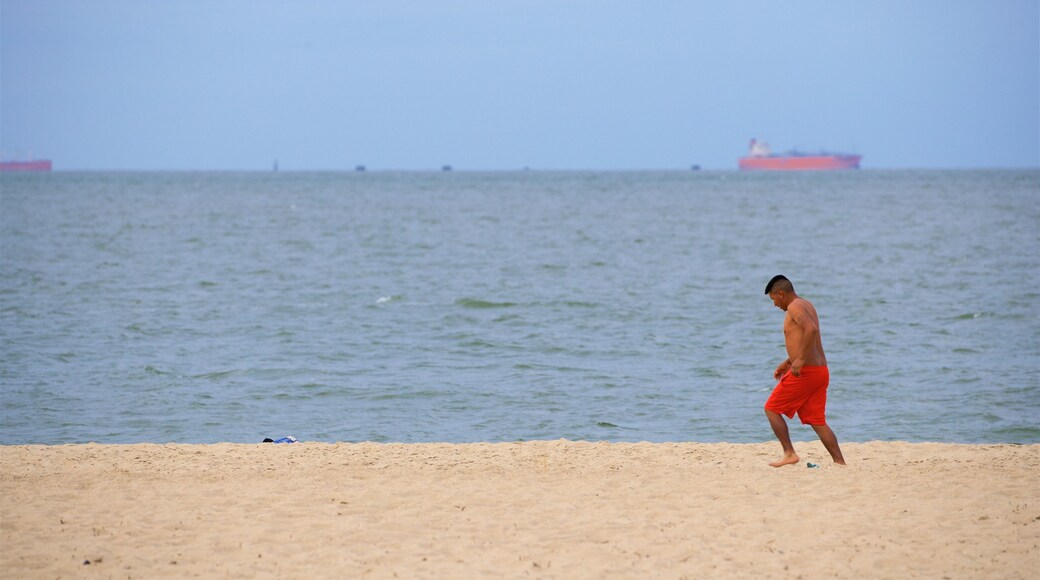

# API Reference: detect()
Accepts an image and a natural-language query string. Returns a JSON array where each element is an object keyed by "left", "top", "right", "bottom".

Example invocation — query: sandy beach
[{"left": 2, "top": 441, "right": 1037, "bottom": 578}]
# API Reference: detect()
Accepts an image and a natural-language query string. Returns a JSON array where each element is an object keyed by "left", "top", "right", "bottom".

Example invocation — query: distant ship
[
  {"left": 0, "top": 158, "right": 52, "bottom": 172},
  {"left": 738, "top": 139, "right": 860, "bottom": 171}
]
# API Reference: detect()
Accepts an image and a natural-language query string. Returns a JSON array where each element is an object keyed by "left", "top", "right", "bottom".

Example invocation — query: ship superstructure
[{"left": 738, "top": 139, "right": 860, "bottom": 171}]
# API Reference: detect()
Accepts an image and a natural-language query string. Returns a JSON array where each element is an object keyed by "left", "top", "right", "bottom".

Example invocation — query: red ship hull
[
  {"left": 0, "top": 160, "right": 52, "bottom": 172},
  {"left": 738, "top": 154, "right": 861, "bottom": 171}
]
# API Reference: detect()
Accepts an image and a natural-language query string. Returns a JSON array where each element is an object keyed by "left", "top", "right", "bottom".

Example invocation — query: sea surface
[{"left": 2, "top": 170, "right": 1038, "bottom": 444}]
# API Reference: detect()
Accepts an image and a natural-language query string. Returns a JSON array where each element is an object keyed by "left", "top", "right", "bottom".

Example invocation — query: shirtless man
[{"left": 763, "top": 275, "right": 846, "bottom": 467}]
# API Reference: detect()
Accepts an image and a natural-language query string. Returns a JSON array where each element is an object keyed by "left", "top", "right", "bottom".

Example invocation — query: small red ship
[
  {"left": 738, "top": 139, "right": 860, "bottom": 171},
  {"left": 0, "top": 158, "right": 52, "bottom": 172}
]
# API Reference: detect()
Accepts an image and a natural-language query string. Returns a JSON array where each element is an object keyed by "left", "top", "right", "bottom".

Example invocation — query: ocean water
[{"left": 1, "top": 170, "right": 1037, "bottom": 444}]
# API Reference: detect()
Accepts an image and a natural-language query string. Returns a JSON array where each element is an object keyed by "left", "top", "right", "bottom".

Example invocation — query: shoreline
[{"left": 3, "top": 441, "right": 1038, "bottom": 578}]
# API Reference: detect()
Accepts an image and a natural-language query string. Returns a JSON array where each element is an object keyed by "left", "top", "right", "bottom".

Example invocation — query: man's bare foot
[{"left": 769, "top": 453, "right": 800, "bottom": 467}]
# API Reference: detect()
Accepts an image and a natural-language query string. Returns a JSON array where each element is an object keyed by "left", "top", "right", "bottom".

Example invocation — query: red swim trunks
[{"left": 764, "top": 366, "right": 830, "bottom": 426}]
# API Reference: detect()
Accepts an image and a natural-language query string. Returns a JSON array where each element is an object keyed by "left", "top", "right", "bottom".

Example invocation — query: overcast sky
[{"left": 2, "top": 1, "right": 1038, "bottom": 170}]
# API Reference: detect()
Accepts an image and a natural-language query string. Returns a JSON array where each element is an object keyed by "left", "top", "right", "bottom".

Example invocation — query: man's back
[{"left": 783, "top": 297, "right": 827, "bottom": 367}]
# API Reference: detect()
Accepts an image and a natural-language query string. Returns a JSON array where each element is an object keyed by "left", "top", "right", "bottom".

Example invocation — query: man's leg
[
  {"left": 765, "top": 409, "right": 799, "bottom": 467},
  {"left": 810, "top": 423, "right": 846, "bottom": 465}
]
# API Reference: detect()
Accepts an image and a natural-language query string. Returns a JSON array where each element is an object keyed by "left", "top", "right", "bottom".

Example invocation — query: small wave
[
  {"left": 272, "top": 392, "right": 299, "bottom": 400},
  {"left": 458, "top": 339, "right": 498, "bottom": 349},
  {"left": 694, "top": 367, "right": 724, "bottom": 378},
  {"left": 952, "top": 312, "right": 990, "bottom": 320},
  {"left": 991, "top": 426, "right": 1040, "bottom": 444},
  {"left": 455, "top": 298, "right": 517, "bottom": 309},
  {"left": 552, "top": 300, "right": 599, "bottom": 309},
  {"left": 143, "top": 365, "right": 174, "bottom": 376},
  {"left": 192, "top": 369, "right": 237, "bottom": 380},
  {"left": 368, "top": 389, "right": 442, "bottom": 401}
]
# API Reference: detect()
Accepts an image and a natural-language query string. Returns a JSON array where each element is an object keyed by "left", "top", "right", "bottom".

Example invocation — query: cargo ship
[
  {"left": 0, "top": 158, "right": 52, "bottom": 172},
  {"left": 738, "top": 139, "right": 860, "bottom": 171}
]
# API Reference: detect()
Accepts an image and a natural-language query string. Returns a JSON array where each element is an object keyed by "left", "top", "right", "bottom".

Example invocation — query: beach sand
[{"left": 2, "top": 441, "right": 1037, "bottom": 579}]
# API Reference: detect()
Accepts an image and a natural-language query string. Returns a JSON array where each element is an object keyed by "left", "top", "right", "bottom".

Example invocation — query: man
[{"left": 763, "top": 275, "right": 846, "bottom": 467}]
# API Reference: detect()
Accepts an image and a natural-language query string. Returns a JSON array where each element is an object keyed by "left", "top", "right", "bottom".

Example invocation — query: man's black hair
[{"left": 764, "top": 274, "right": 791, "bottom": 295}]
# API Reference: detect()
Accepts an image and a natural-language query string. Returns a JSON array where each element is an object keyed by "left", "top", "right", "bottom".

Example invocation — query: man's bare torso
[{"left": 784, "top": 298, "right": 827, "bottom": 367}]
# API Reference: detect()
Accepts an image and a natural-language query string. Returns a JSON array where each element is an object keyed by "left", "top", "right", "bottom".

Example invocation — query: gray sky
[{"left": 2, "top": 1, "right": 1038, "bottom": 170}]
